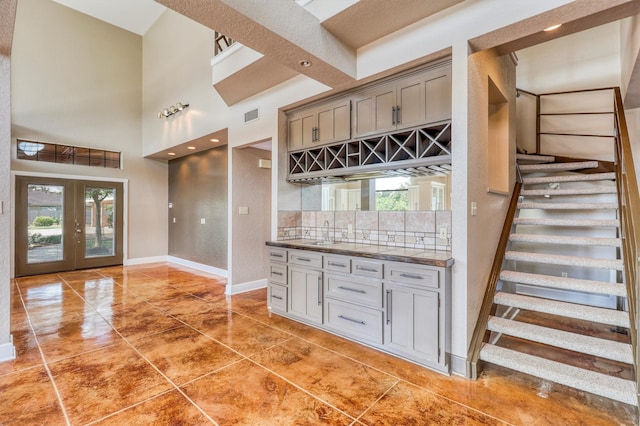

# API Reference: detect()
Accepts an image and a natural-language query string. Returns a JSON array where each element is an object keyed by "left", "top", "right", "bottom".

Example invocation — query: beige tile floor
[{"left": 0, "top": 263, "right": 635, "bottom": 425}]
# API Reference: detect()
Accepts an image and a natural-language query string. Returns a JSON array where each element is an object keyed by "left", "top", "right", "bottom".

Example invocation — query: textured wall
[
  {"left": 11, "top": 0, "right": 168, "bottom": 262},
  {"left": 231, "top": 147, "right": 271, "bottom": 286},
  {"left": 168, "top": 146, "right": 228, "bottom": 270}
]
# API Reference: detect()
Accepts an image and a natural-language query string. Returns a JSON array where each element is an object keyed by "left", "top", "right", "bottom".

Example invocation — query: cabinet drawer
[
  {"left": 289, "top": 250, "right": 323, "bottom": 269},
  {"left": 352, "top": 259, "right": 383, "bottom": 278},
  {"left": 326, "top": 274, "right": 382, "bottom": 307},
  {"left": 386, "top": 263, "right": 439, "bottom": 289},
  {"left": 268, "top": 284, "right": 287, "bottom": 312},
  {"left": 269, "top": 263, "right": 287, "bottom": 285},
  {"left": 325, "top": 256, "right": 351, "bottom": 273},
  {"left": 325, "top": 299, "right": 383, "bottom": 344},
  {"left": 268, "top": 248, "right": 288, "bottom": 263}
]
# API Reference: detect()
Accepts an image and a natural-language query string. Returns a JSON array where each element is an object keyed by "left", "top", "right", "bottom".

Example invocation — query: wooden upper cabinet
[
  {"left": 352, "top": 64, "right": 451, "bottom": 139},
  {"left": 288, "top": 61, "right": 451, "bottom": 150},
  {"left": 288, "top": 110, "right": 315, "bottom": 151},
  {"left": 288, "top": 99, "right": 351, "bottom": 150},
  {"left": 424, "top": 66, "right": 452, "bottom": 124}
]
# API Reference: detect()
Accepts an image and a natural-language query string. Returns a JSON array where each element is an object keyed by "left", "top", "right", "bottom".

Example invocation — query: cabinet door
[
  {"left": 289, "top": 267, "right": 323, "bottom": 324},
  {"left": 288, "top": 111, "right": 315, "bottom": 150},
  {"left": 384, "top": 282, "right": 439, "bottom": 364},
  {"left": 316, "top": 100, "right": 351, "bottom": 145},
  {"left": 352, "top": 85, "right": 396, "bottom": 138},
  {"left": 424, "top": 67, "right": 452, "bottom": 124},
  {"left": 396, "top": 76, "right": 425, "bottom": 130}
]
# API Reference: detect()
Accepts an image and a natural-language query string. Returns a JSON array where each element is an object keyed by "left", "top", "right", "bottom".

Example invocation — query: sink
[{"left": 307, "top": 241, "right": 335, "bottom": 247}]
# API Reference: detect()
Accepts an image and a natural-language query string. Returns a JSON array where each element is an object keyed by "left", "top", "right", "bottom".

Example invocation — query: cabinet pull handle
[
  {"left": 271, "top": 253, "right": 283, "bottom": 258},
  {"left": 297, "top": 257, "right": 311, "bottom": 262},
  {"left": 315, "top": 127, "right": 319, "bottom": 141},
  {"left": 328, "top": 261, "right": 346, "bottom": 268},
  {"left": 317, "top": 275, "right": 322, "bottom": 305},
  {"left": 271, "top": 295, "right": 283, "bottom": 300},
  {"left": 392, "top": 106, "right": 397, "bottom": 125},
  {"left": 337, "top": 286, "right": 366, "bottom": 294},
  {"left": 272, "top": 271, "right": 283, "bottom": 276},
  {"left": 399, "top": 273, "right": 423, "bottom": 280},
  {"left": 357, "top": 265, "right": 378, "bottom": 273},
  {"left": 396, "top": 105, "right": 401, "bottom": 124},
  {"left": 386, "top": 290, "right": 392, "bottom": 325},
  {"left": 338, "top": 315, "right": 366, "bottom": 325}
]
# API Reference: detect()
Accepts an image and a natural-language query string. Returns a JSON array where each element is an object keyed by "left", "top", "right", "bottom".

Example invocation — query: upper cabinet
[
  {"left": 352, "top": 64, "right": 451, "bottom": 139},
  {"left": 288, "top": 99, "right": 351, "bottom": 150}
]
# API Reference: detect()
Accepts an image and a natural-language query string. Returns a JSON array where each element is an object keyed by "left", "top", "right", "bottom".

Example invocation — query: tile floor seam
[
  {"left": 242, "top": 356, "right": 359, "bottom": 423},
  {"left": 352, "top": 378, "right": 401, "bottom": 424},
  {"left": 55, "top": 273, "right": 223, "bottom": 425},
  {"left": 15, "top": 281, "right": 72, "bottom": 426},
  {"left": 82, "top": 388, "right": 181, "bottom": 426},
  {"left": 99, "top": 322, "right": 221, "bottom": 425},
  {"left": 392, "top": 375, "right": 517, "bottom": 426}
]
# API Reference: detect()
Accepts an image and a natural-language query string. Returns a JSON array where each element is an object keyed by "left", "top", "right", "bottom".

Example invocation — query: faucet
[{"left": 322, "top": 220, "right": 330, "bottom": 243}]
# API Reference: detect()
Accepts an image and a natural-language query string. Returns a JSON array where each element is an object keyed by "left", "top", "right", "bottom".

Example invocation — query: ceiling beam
[
  {"left": 469, "top": 0, "right": 640, "bottom": 55},
  {"left": 154, "top": 0, "right": 356, "bottom": 89}
]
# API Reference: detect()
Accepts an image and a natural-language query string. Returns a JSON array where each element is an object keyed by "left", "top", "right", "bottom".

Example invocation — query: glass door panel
[
  {"left": 83, "top": 187, "right": 115, "bottom": 258},
  {"left": 75, "top": 181, "right": 123, "bottom": 270},
  {"left": 26, "top": 184, "right": 65, "bottom": 264}
]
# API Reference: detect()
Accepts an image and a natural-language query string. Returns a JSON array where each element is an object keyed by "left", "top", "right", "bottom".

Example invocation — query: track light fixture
[{"left": 158, "top": 102, "right": 189, "bottom": 119}]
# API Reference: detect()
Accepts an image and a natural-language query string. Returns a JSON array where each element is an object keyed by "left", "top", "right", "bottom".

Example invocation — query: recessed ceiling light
[
  {"left": 299, "top": 60, "right": 312, "bottom": 67},
  {"left": 210, "top": 138, "right": 219, "bottom": 142},
  {"left": 168, "top": 152, "right": 176, "bottom": 156},
  {"left": 544, "top": 24, "right": 562, "bottom": 31},
  {"left": 187, "top": 146, "right": 196, "bottom": 150}
]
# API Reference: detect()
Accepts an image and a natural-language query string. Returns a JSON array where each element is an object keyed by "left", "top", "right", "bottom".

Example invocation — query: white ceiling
[{"left": 52, "top": 0, "right": 166, "bottom": 35}]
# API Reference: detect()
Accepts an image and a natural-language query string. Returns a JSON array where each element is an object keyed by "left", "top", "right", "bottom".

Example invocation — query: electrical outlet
[
  {"left": 172, "top": 217, "right": 176, "bottom": 223},
  {"left": 471, "top": 201, "right": 478, "bottom": 216},
  {"left": 562, "top": 272, "right": 568, "bottom": 278},
  {"left": 440, "top": 227, "right": 447, "bottom": 239},
  {"left": 200, "top": 218, "right": 206, "bottom": 224}
]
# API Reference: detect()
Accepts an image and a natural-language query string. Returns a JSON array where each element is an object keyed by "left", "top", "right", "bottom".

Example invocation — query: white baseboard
[
  {"left": 124, "top": 255, "right": 168, "bottom": 266},
  {"left": 167, "top": 256, "right": 228, "bottom": 278},
  {"left": 226, "top": 278, "right": 267, "bottom": 295},
  {"left": 0, "top": 338, "right": 16, "bottom": 363},
  {"left": 450, "top": 353, "right": 467, "bottom": 377}
]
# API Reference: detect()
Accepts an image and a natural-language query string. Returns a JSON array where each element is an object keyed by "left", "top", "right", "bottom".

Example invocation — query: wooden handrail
[
  {"left": 467, "top": 180, "right": 522, "bottom": 378},
  {"left": 613, "top": 87, "right": 640, "bottom": 403}
]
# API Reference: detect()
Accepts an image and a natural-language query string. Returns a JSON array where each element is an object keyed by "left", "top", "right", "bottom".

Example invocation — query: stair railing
[
  {"left": 613, "top": 87, "right": 640, "bottom": 403},
  {"left": 467, "top": 178, "right": 522, "bottom": 379}
]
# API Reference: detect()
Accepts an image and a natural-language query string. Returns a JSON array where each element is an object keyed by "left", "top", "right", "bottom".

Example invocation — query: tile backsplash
[{"left": 277, "top": 210, "right": 452, "bottom": 251}]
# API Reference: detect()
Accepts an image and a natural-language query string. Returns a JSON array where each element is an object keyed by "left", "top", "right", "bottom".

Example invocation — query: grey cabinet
[
  {"left": 265, "top": 245, "right": 451, "bottom": 374},
  {"left": 289, "top": 266, "right": 323, "bottom": 324},
  {"left": 384, "top": 281, "right": 440, "bottom": 364},
  {"left": 288, "top": 99, "right": 350, "bottom": 150},
  {"left": 267, "top": 248, "right": 288, "bottom": 313},
  {"left": 351, "top": 64, "right": 451, "bottom": 138}
]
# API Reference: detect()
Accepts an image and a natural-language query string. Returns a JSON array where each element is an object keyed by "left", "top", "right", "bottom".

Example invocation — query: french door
[{"left": 15, "top": 176, "right": 124, "bottom": 276}]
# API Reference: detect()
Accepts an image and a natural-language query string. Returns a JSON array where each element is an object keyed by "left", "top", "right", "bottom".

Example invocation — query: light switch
[
  {"left": 168, "top": 203, "right": 173, "bottom": 208},
  {"left": 440, "top": 227, "right": 447, "bottom": 239},
  {"left": 200, "top": 218, "right": 206, "bottom": 224},
  {"left": 239, "top": 206, "right": 249, "bottom": 215},
  {"left": 471, "top": 201, "right": 478, "bottom": 216},
  {"left": 172, "top": 217, "right": 176, "bottom": 223}
]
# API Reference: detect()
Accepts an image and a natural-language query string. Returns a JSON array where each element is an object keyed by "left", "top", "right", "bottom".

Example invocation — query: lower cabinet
[
  {"left": 267, "top": 246, "right": 451, "bottom": 374},
  {"left": 288, "top": 266, "right": 323, "bottom": 325},
  {"left": 384, "top": 281, "right": 440, "bottom": 365}
]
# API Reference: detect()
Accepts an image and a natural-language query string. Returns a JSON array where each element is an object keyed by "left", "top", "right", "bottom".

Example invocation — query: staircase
[{"left": 478, "top": 153, "right": 636, "bottom": 406}]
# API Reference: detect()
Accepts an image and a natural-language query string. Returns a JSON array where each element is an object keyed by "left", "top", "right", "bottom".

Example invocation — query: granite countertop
[{"left": 266, "top": 239, "right": 454, "bottom": 268}]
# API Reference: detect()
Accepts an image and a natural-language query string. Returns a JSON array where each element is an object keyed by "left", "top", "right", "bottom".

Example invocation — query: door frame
[{"left": 11, "top": 171, "right": 128, "bottom": 278}]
